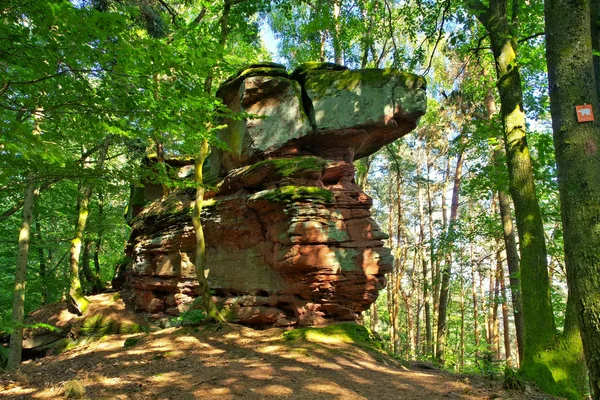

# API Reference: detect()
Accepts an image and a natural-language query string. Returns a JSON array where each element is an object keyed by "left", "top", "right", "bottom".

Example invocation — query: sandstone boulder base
[{"left": 121, "top": 62, "right": 426, "bottom": 327}]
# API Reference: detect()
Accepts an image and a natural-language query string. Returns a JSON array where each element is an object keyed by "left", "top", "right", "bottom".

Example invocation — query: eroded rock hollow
[{"left": 121, "top": 62, "right": 427, "bottom": 327}]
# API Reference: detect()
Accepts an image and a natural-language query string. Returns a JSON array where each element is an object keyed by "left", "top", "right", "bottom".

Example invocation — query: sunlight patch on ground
[
  {"left": 147, "top": 371, "right": 182, "bottom": 383},
  {"left": 280, "top": 365, "right": 305, "bottom": 372},
  {"left": 174, "top": 335, "right": 202, "bottom": 344},
  {"left": 256, "top": 344, "right": 283, "bottom": 353},
  {"left": 305, "top": 380, "right": 366, "bottom": 399},
  {"left": 344, "top": 371, "right": 371, "bottom": 385},
  {"left": 243, "top": 366, "right": 275, "bottom": 380},
  {"left": 255, "top": 384, "right": 294, "bottom": 396},
  {"left": 208, "top": 387, "right": 231, "bottom": 394}
]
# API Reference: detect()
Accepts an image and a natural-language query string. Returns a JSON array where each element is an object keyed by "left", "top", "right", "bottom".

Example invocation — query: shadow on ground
[{"left": 0, "top": 323, "right": 545, "bottom": 399}]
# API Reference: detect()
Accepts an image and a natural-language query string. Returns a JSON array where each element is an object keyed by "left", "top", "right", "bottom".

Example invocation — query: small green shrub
[{"left": 171, "top": 309, "right": 207, "bottom": 327}]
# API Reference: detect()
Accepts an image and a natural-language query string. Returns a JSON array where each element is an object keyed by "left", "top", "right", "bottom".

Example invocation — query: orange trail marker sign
[{"left": 576, "top": 104, "right": 594, "bottom": 122}]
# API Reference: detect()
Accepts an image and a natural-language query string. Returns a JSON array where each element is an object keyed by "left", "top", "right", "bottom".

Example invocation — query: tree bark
[
  {"left": 491, "top": 250, "right": 501, "bottom": 360},
  {"left": 470, "top": 0, "right": 586, "bottom": 393},
  {"left": 420, "top": 142, "right": 433, "bottom": 358},
  {"left": 496, "top": 184, "right": 524, "bottom": 364},
  {"left": 485, "top": 70, "right": 525, "bottom": 364},
  {"left": 7, "top": 183, "right": 36, "bottom": 372},
  {"left": 192, "top": 139, "right": 224, "bottom": 322},
  {"left": 68, "top": 139, "right": 110, "bottom": 314},
  {"left": 499, "top": 255, "right": 513, "bottom": 368},
  {"left": 546, "top": 0, "right": 600, "bottom": 393},
  {"left": 460, "top": 271, "right": 465, "bottom": 371},
  {"left": 470, "top": 244, "right": 481, "bottom": 359},
  {"left": 331, "top": 0, "right": 343, "bottom": 64},
  {"left": 81, "top": 238, "right": 101, "bottom": 294},
  {"left": 69, "top": 184, "right": 92, "bottom": 314},
  {"left": 34, "top": 219, "right": 48, "bottom": 305},
  {"left": 436, "top": 148, "right": 464, "bottom": 365},
  {"left": 94, "top": 190, "right": 104, "bottom": 282}
]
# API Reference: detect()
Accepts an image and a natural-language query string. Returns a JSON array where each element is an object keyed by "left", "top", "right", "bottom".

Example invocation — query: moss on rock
[
  {"left": 243, "top": 156, "right": 327, "bottom": 179},
  {"left": 79, "top": 314, "right": 143, "bottom": 337},
  {"left": 283, "top": 323, "right": 381, "bottom": 350},
  {"left": 218, "top": 63, "right": 289, "bottom": 97},
  {"left": 304, "top": 68, "right": 426, "bottom": 98},
  {"left": 251, "top": 186, "right": 333, "bottom": 204}
]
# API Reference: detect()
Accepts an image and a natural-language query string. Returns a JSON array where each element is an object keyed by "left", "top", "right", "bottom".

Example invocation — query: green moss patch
[
  {"left": 244, "top": 156, "right": 326, "bottom": 179},
  {"left": 218, "top": 64, "right": 289, "bottom": 97},
  {"left": 283, "top": 323, "right": 380, "bottom": 350},
  {"left": 79, "top": 315, "right": 143, "bottom": 337},
  {"left": 251, "top": 186, "right": 333, "bottom": 204},
  {"left": 304, "top": 68, "right": 426, "bottom": 97},
  {"left": 123, "top": 337, "right": 140, "bottom": 348},
  {"left": 520, "top": 330, "right": 587, "bottom": 399}
]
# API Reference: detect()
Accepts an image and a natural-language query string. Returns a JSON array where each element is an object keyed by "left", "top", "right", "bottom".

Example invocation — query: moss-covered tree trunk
[
  {"left": 486, "top": 78, "right": 525, "bottom": 365},
  {"left": 192, "top": 138, "right": 224, "bottom": 322},
  {"left": 68, "top": 184, "right": 93, "bottom": 314},
  {"left": 7, "top": 183, "right": 36, "bottom": 372},
  {"left": 68, "top": 138, "right": 110, "bottom": 314},
  {"left": 592, "top": 0, "right": 600, "bottom": 101},
  {"left": 546, "top": 0, "right": 600, "bottom": 394},
  {"left": 471, "top": 0, "right": 587, "bottom": 394}
]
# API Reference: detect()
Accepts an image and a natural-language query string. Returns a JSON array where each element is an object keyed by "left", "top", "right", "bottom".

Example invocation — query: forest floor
[{"left": 1, "top": 297, "right": 554, "bottom": 400}]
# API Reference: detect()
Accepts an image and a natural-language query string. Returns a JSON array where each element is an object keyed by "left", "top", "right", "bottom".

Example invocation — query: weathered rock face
[{"left": 122, "top": 62, "right": 426, "bottom": 327}]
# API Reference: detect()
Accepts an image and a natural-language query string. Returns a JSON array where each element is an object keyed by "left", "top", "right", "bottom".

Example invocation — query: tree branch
[
  {"left": 518, "top": 32, "right": 544, "bottom": 43},
  {"left": 157, "top": 0, "right": 178, "bottom": 26},
  {"left": 422, "top": 0, "right": 451, "bottom": 76}
]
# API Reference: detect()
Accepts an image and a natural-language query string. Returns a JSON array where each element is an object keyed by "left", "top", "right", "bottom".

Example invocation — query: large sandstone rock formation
[{"left": 121, "top": 62, "right": 426, "bottom": 327}]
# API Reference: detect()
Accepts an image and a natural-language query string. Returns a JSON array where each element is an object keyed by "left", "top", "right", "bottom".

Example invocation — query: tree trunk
[
  {"left": 319, "top": 30, "right": 327, "bottom": 62},
  {"left": 331, "top": 0, "right": 343, "bottom": 64},
  {"left": 471, "top": 0, "right": 586, "bottom": 393},
  {"left": 592, "top": 0, "right": 600, "bottom": 100},
  {"left": 193, "top": 139, "right": 224, "bottom": 322},
  {"left": 369, "top": 302, "right": 379, "bottom": 333},
  {"left": 69, "top": 184, "right": 92, "bottom": 314},
  {"left": 68, "top": 139, "right": 110, "bottom": 313},
  {"left": 496, "top": 185, "right": 524, "bottom": 364},
  {"left": 485, "top": 69, "right": 525, "bottom": 364},
  {"left": 460, "top": 271, "right": 465, "bottom": 371},
  {"left": 420, "top": 143, "right": 433, "bottom": 359},
  {"left": 34, "top": 219, "right": 48, "bottom": 305},
  {"left": 436, "top": 148, "right": 464, "bottom": 365},
  {"left": 479, "top": 269, "right": 491, "bottom": 358},
  {"left": 546, "top": 0, "right": 600, "bottom": 393},
  {"left": 492, "top": 251, "right": 501, "bottom": 360},
  {"left": 500, "top": 255, "right": 513, "bottom": 368},
  {"left": 7, "top": 183, "right": 36, "bottom": 372},
  {"left": 471, "top": 245, "right": 481, "bottom": 359},
  {"left": 434, "top": 154, "right": 450, "bottom": 326},
  {"left": 81, "top": 238, "right": 101, "bottom": 294},
  {"left": 94, "top": 190, "right": 104, "bottom": 282}
]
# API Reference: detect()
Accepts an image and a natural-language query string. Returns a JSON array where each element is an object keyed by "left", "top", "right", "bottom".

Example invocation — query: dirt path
[{"left": 1, "top": 323, "right": 547, "bottom": 399}]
